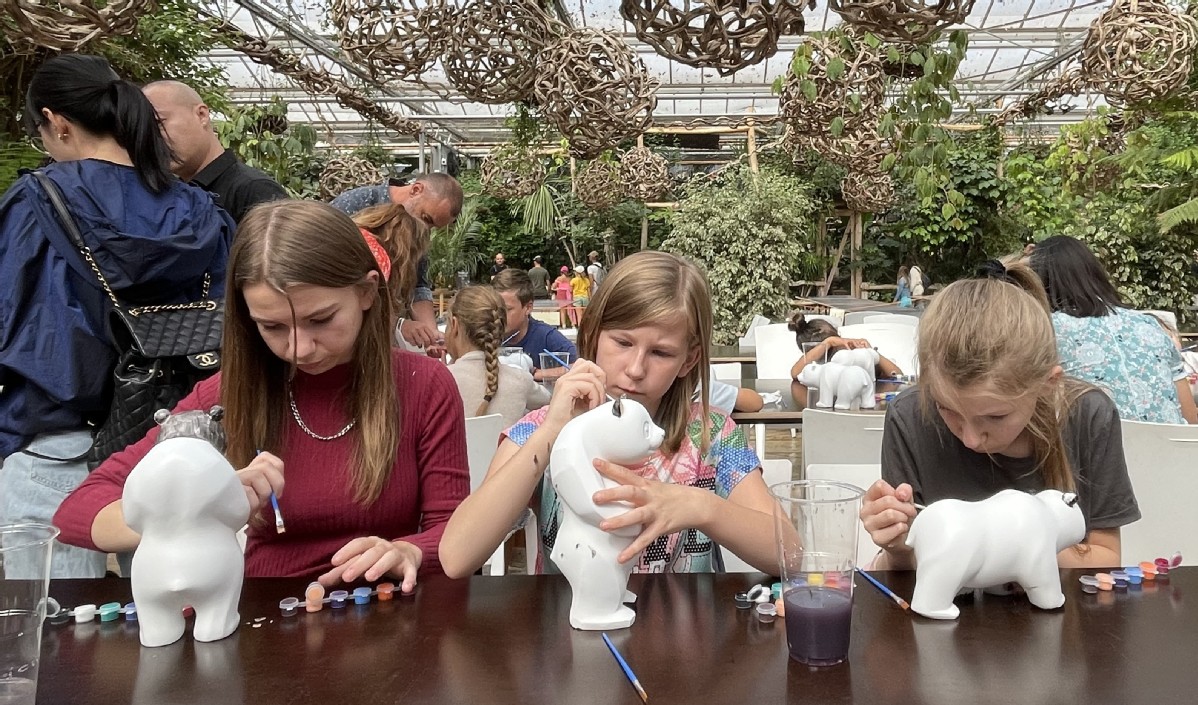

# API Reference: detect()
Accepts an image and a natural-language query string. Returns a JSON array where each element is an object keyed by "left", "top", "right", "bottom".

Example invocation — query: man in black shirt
[{"left": 143, "top": 81, "right": 288, "bottom": 223}]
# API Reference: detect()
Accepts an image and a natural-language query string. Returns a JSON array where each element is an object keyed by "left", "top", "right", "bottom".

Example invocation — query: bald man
[{"left": 143, "top": 81, "right": 287, "bottom": 223}]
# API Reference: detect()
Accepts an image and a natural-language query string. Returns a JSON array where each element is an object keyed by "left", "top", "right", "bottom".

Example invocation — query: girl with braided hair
[{"left": 446, "top": 286, "right": 549, "bottom": 425}]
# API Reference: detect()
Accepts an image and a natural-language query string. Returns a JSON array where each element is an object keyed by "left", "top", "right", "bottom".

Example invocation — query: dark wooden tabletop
[
  {"left": 35, "top": 569, "right": 1198, "bottom": 704},
  {"left": 710, "top": 344, "right": 756, "bottom": 364}
]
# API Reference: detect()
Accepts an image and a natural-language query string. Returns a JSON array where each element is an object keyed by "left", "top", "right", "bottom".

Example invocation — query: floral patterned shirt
[
  {"left": 1052, "top": 307, "right": 1187, "bottom": 424},
  {"left": 505, "top": 403, "right": 761, "bottom": 573}
]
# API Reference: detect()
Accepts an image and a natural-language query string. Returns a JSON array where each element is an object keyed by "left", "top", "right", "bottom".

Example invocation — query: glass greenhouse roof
[{"left": 201, "top": 0, "right": 1114, "bottom": 154}]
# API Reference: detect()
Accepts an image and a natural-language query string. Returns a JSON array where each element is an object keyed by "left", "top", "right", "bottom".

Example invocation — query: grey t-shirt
[{"left": 881, "top": 387, "right": 1140, "bottom": 531}]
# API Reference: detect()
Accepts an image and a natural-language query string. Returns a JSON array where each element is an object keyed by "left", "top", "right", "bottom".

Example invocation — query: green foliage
[
  {"left": 215, "top": 98, "right": 323, "bottom": 199},
  {"left": 0, "top": 141, "right": 43, "bottom": 193},
  {"left": 427, "top": 197, "right": 487, "bottom": 288},
  {"left": 660, "top": 164, "right": 821, "bottom": 343}
]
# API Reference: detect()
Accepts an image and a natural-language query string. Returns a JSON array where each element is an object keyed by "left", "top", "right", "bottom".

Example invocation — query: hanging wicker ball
[
  {"left": 1080, "top": 0, "right": 1198, "bottom": 106},
  {"left": 442, "top": 0, "right": 564, "bottom": 105},
  {"left": 841, "top": 170, "right": 896, "bottom": 213},
  {"left": 575, "top": 159, "right": 624, "bottom": 211},
  {"left": 619, "top": 0, "right": 812, "bottom": 77},
  {"left": 321, "top": 154, "right": 386, "bottom": 201},
  {"left": 789, "top": 128, "right": 891, "bottom": 172},
  {"left": 778, "top": 32, "right": 887, "bottom": 136},
  {"left": 330, "top": 0, "right": 447, "bottom": 80},
  {"left": 1, "top": 0, "right": 152, "bottom": 54},
  {"left": 829, "top": 0, "right": 975, "bottom": 44},
  {"left": 993, "top": 68, "right": 1085, "bottom": 126},
  {"left": 533, "top": 28, "right": 659, "bottom": 159},
  {"left": 619, "top": 146, "right": 671, "bottom": 201},
  {"left": 480, "top": 144, "right": 546, "bottom": 200}
]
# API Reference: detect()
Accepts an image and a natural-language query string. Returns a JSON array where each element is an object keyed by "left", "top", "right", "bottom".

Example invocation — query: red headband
[{"left": 360, "top": 228, "right": 392, "bottom": 281}]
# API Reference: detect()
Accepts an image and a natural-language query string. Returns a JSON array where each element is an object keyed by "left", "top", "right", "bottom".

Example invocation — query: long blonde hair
[
  {"left": 918, "top": 260, "right": 1090, "bottom": 492},
  {"left": 577, "top": 251, "right": 712, "bottom": 456},
  {"left": 223, "top": 200, "right": 398, "bottom": 504},
  {"left": 450, "top": 286, "right": 507, "bottom": 416},
  {"left": 352, "top": 203, "right": 430, "bottom": 318}
]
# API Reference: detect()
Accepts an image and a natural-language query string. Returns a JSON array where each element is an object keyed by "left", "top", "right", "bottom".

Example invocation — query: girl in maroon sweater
[{"left": 54, "top": 200, "right": 469, "bottom": 592}]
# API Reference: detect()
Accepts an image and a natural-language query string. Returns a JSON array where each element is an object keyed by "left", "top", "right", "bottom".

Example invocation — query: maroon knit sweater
[{"left": 54, "top": 349, "right": 469, "bottom": 579}]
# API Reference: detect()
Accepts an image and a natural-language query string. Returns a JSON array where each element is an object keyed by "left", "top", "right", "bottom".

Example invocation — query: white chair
[
  {"left": 837, "top": 323, "right": 918, "bottom": 375},
  {"left": 1119, "top": 420, "right": 1198, "bottom": 566},
  {"left": 754, "top": 323, "right": 800, "bottom": 379},
  {"left": 711, "top": 363, "right": 742, "bottom": 382},
  {"left": 738, "top": 314, "right": 771, "bottom": 347},
  {"left": 465, "top": 414, "right": 539, "bottom": 575},
  {"left": 720, "top": 459, "right": 793, "bottom": 572},
  {"left": 843, "top": 311, "right": 872, "bottom": 326},
  {"left": 800, "top": 409, "right": 886, "bottom": 470},
  {"left": 805, "top": 463, "right": 883, "bottom": 566},
  {"left": 863, "top": 314, "right": 919, "bottom": 327}
]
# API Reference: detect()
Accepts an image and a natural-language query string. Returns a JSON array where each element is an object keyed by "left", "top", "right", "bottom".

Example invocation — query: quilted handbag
[{"left": 32, "top": 172, "right": 223, "bottom": 468}]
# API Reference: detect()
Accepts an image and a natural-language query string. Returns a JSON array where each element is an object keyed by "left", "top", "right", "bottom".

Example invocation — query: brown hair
[
  {"left": 223, "top": 200, "right": 398, "bottom": 504},
  {"left": 450, "top": 286, "right": 507, "bottom": 416},
  {"left": 352, "top": 203, "right": 430, "bottom": 319},
  {"left": 492, "top": 268, "right": 533, "bottom": 306},
  {"left": 577, "top": 251, "right": 712, "bottom": 456},
  {"left": 788, "top": 313, "right": 837, "bottom": 345},
  {"left": 918, "top": 260, "right": 1090, "bottom": 494}
]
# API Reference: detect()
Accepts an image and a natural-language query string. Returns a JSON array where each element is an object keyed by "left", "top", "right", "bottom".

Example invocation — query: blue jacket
[{"left": 0, "top": 160, "right": 234, "bottom": 457}]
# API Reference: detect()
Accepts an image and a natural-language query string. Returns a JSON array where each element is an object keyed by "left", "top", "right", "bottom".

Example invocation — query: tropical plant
[
  {"left": 427, "top": 197, "right": 487, "bottom": 288},
  {"left": 215, "top": 98, "right": 324, "bottom": 199},
  {"left": 661, "top": 164, "right": 821, "bottom": 343}
]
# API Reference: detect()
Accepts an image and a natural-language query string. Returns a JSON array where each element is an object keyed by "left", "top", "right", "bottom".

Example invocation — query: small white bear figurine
[
  {"left": 829, "top": 348, "right": 880, "bottom": 383},
  {"left": 123, "top": 407, "right": 251, "bottom": 647},
  {"left": 905, "top": 489, "right": 1086, "bottom": 620},
  {"left": 549, "top": 397, "right": 665, "bottom": 630},
  {"left": 796, "top": 360, "right": 875, "bottom": 410}
]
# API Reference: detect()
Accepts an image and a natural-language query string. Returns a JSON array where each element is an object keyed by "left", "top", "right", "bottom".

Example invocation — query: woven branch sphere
[
  {"left": 480, "top": 144, "right": 546, "bottom": 200},
  {"left": 829, "top": 0, "right": 975, "bottom": 44},
  {"left": 619, "top": 0, "right": 812, "bottom": 77},
  {"left": 778, "top": 32, "right": 887, "bottom": 135},
  {"left": 841, "top": 170, "right": 896, "bottom": 213},
  {"left": 1080, "top": 0, "right": 1198, "bottom": 106},
  {"left": 790, "top": 128, "right": 891, "bottom": 172},
  {"left": 2, "top": 0, "right": 153, "bottom": 54},
  {"left": 442, "top": 0, "right": 563, "bottom": 105},
  {"left": 620, "top": 146, "right": 671, "bottom": 201},
  {"left": 330, "top": 0, "right": 446, "bottom": 80},
  {"left": 321, "top": 154, "right": 385, "bottom": 201},
  {"left": 993, "top": 68, "right": 1085, "bottom": 126},
  {"left": 575, "top": 159, "right": 624, "bottom": 211},
  {"left": 533, "top": 28, "right": 659, "bottom": 159}
]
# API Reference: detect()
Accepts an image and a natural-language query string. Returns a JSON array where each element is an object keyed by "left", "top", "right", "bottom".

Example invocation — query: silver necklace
[{"left": 288, "top": 386, "right": 355, "bottom": 441}]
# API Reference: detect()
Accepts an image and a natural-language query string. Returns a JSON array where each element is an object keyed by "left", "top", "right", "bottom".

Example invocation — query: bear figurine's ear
[
  {"left": 153, "top": 409, "right": 171, "bottom": 425},
  {"left": 1063, "top": 492, "right": 1079, "bottom": 508},
  {"left": 209, "top": 406, "right": 225, "bottom": 422},
  {"left": 612, "top": 397, "right": 623, "bottom": 418}
]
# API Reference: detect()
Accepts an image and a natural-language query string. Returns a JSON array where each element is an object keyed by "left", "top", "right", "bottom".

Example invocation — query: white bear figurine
[
  {"left": 548, "top": 397, "right": 664, "bottom": 630},
  {"left": 829, "top": 348, "right": 880, "bottom": 383},
  {"left": 905, "top": 489, "right": 1086, "bottom": 620},
  {"left": 123, "top": 407, "right": 251, "bottom": 647},
  {"left": 796, "top": 360, "right": 875, "bottom": 410}
]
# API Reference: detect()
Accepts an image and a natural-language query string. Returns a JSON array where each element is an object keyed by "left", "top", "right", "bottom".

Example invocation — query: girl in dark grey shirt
[{"left": 861, "top": 260, "right": 1139, "bottom": 570}]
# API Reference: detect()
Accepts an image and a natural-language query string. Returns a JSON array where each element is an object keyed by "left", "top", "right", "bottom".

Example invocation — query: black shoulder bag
[{"left": 31, "top": 171, "right": 224, "bottom": 469}]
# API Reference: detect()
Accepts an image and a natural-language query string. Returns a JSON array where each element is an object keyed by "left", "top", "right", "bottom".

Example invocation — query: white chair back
[
  {"left": 711, "top": 363, "right": 742, "bottom": 382},
  {"left": 1119, "top": 420, "right": 1198, "bottom": 566},
  {"left": 842, "top": 311, "right": 871, "bottom": 326},
  {"left": 738, "top": 314, "right": 771, "bottom": 347},
  {"left": 754, "top": 323, "right": 800, "bottom": 379},
  {"left": 804, "top": 463, "right": 882, "bottom": 566},
  {"left": 864, "top": 314, "right": 919, "bottom": 327},
  {"left": 801, "top": 408, "right": 886, "bottom": 469},
  {"left": 837, "top": 323, "right": 918, "bottom": 375},
  {"left": 465, "top": 414, "right": 507, "bottom": 492},
  {"left": 721, "top": 459, "right": 793, "bottom": 572}
]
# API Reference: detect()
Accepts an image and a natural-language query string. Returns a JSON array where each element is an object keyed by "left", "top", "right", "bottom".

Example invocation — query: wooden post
[
  {"left": 850, "top": 211, "right": 864, "bottom": 299},
  {"left": 640, "top": 216, "right": 649, "bottom": 250},
  {"left": 746, "top": 121, "right": 759, "bottom": 174}
]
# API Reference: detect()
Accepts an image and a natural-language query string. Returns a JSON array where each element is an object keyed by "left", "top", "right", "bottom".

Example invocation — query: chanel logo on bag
[{"left": 191, "top": 352, "right": 220, "bottom": 368}]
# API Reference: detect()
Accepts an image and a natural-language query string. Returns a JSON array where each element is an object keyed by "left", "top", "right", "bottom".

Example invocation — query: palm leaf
[
  {"left": 1157, "top": 196, "right": 1198, "bottom": 234},
  {"left": 1160, "top": 146, "right": 1198, "bottom": 172}
]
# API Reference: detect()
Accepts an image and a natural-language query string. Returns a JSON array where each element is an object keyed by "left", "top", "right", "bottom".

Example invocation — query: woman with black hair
[
  {"left": 0, "top": 54, "right": 234, "bottom": 577},
  {"left": 1027, "top": 235, "right": 1197, "bottom": 424}
]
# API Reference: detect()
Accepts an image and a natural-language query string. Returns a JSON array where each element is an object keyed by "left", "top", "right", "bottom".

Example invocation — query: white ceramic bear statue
[
  {"left": 829, "top": 348, "right": 880, "bottom": 383},
  {"left": 796, "top": 360, "right": 875, "bottom": 410},
  {"left": 905, "top": 489, "right": 1086, "bottom": 620},
  {"left": 548, "top": 397, "right": 665, "bottom": 630},
  {"left": 123, "top": 407, "right": 251, "bottom": 647}
]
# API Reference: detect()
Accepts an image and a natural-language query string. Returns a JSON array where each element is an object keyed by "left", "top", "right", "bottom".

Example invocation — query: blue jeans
[{"left": 0, "top": 429, "right": 107, "bottom": 578}]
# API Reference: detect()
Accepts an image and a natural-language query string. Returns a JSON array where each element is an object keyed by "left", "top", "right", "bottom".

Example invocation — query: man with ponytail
[
  {"left": 143, "top": 80, "right": 288, "bottom": 223},
  {"left": 861, "top": 259, "right": 1140, "bottom": 570},
  {"left": 446, "top": 286, "right": 550, "bottom": 426},
  {"left": 0, "top": 54, "right": 233, "bottom": 577}
]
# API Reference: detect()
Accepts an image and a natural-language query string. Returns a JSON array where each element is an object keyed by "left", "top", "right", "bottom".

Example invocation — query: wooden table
[
  {"left": 793, "top": 296, "right": 895, "bottom": 314},
  {"left": 35, "top": 569, "right": 1198, "bottom": 704},
  {"left": 710, "top": 344, "right": 756, "bottom": 364}
]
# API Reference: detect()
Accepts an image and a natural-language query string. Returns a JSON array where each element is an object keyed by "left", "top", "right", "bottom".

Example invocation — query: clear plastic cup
[{"left": 0, "top": 523, "right": 60, "bottom": 705}]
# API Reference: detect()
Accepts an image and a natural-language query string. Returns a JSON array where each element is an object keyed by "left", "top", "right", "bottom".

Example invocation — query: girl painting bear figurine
[{"left": 123, "top": 407, "right": 250, "bottom": 647}]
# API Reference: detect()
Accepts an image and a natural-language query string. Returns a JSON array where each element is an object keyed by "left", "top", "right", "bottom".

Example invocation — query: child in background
[
  {"left": 553, "top": 266, "right": 575, "bottom": 327},
  {"left": 446, "top": 286, "right": 550, "bottom": 427},
  {"left": 570, "top": 264, "right": 591, "bottom": 323},
  {"left": 440, "top": 251, "right": 779, "bottom": 577},
  {"left": 861, "top": 259, "right": 1139, "bottom": 570},
  {"left": 788, "top": 315, "right": 904, "bottom": 407}
]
